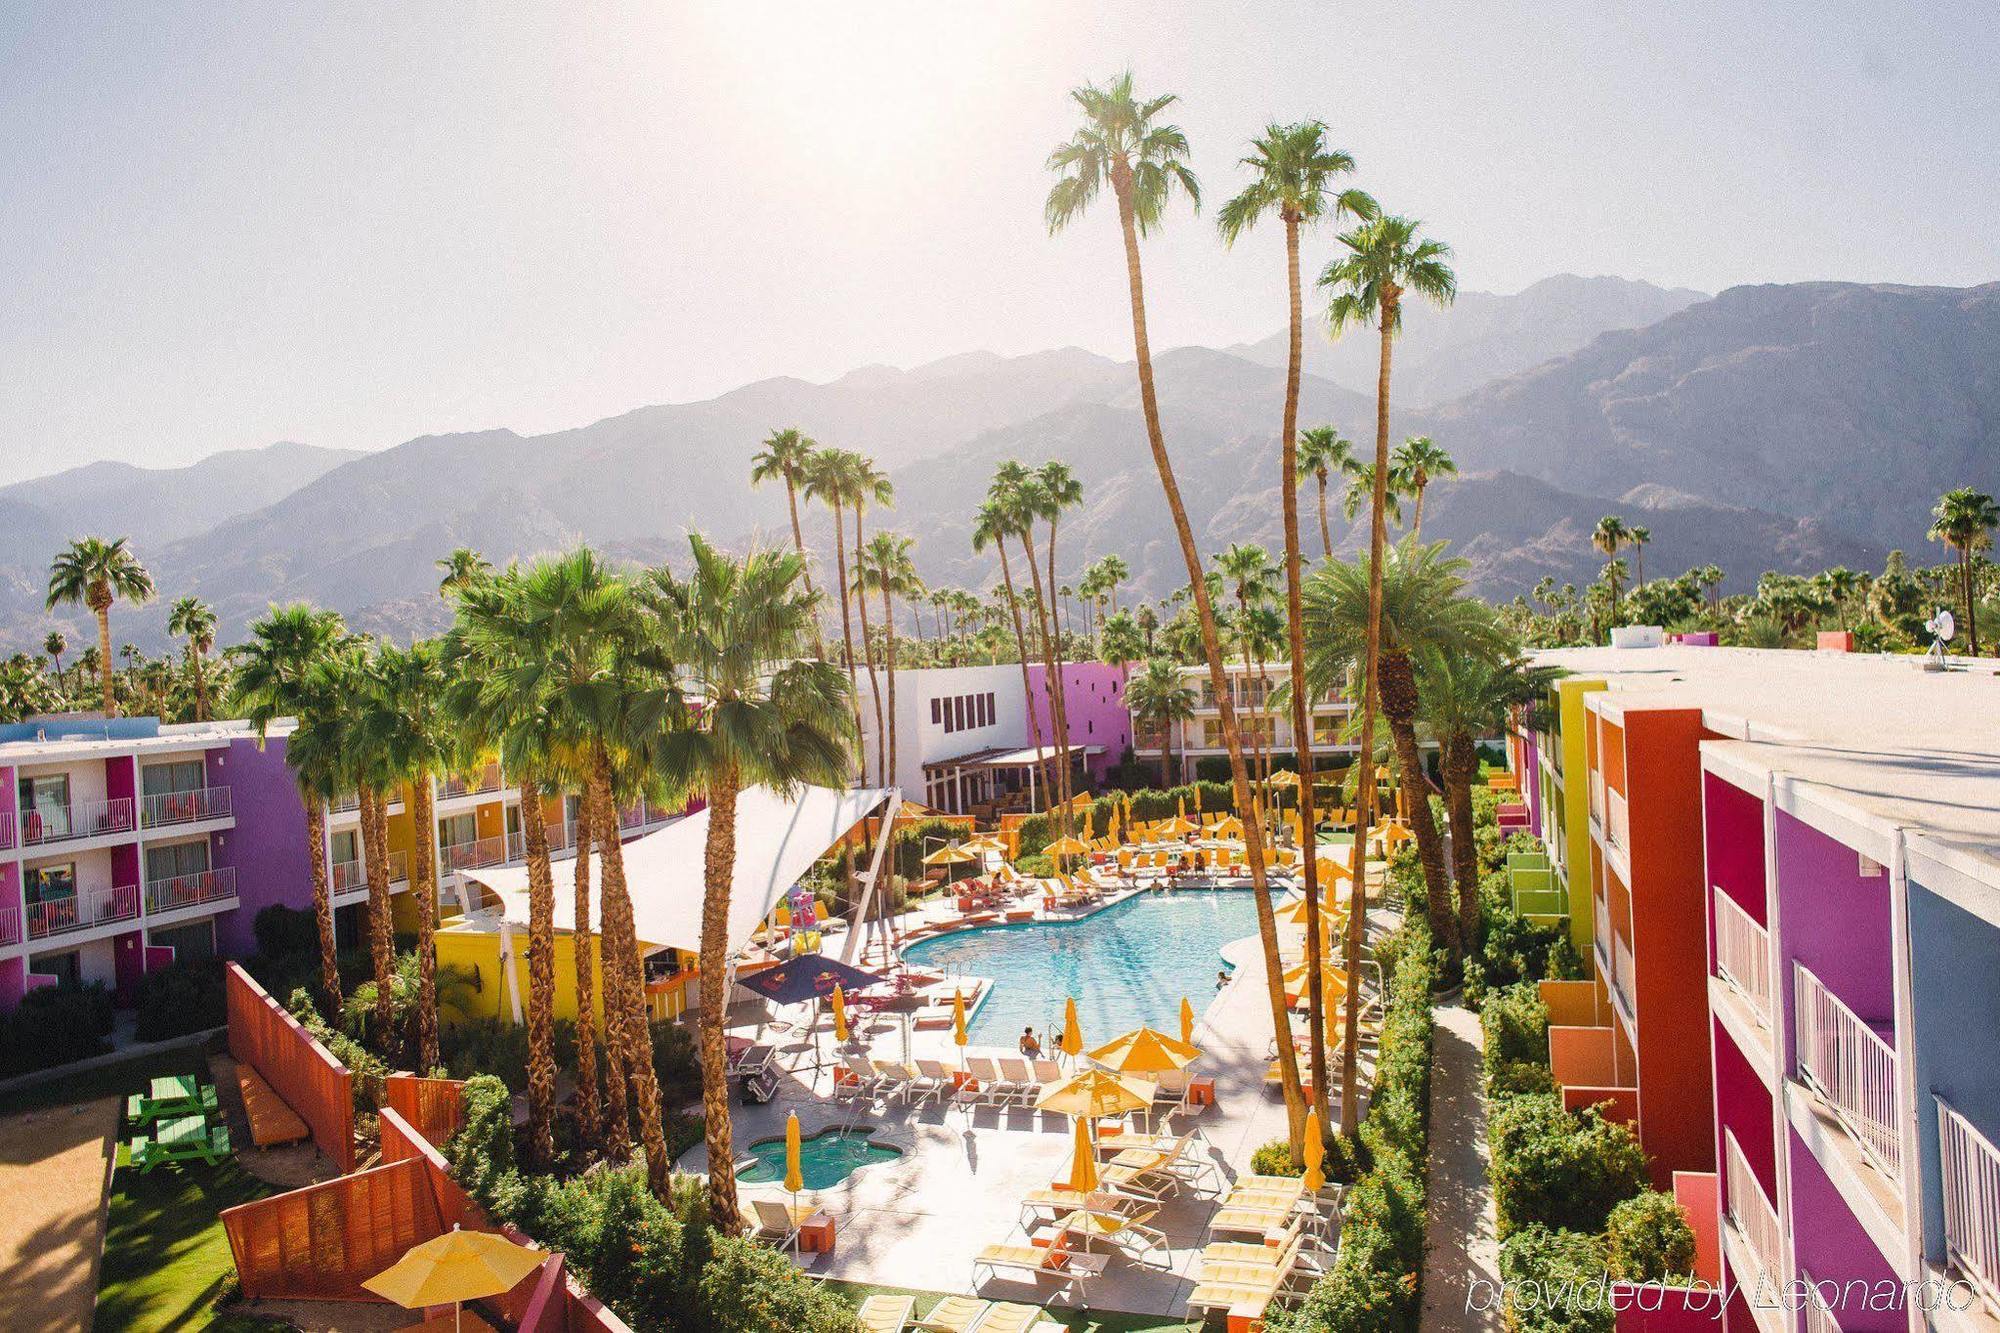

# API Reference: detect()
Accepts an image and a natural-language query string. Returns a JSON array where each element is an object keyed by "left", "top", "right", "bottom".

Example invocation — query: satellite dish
[{"left": 1928, "top": 608, "right": 1957, "bottom": 644}]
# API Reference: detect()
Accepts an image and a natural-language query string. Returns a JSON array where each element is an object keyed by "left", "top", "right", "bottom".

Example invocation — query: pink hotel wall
[{"left": 1026, "top": 662, "right": 1132, "bottom": 784}]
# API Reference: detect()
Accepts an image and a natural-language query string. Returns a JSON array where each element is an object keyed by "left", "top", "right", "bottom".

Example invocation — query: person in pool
[
  {"left": 1216, "top": 968, "right": 1231, "bottom": 990},
  {"left": 1020, "top": 1027, "right": 1043, "bottom": 1058}
]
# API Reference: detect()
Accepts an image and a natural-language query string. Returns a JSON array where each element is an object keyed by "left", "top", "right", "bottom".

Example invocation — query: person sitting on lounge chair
[{"left": 1019, "top": 1027, "right": 1043, "bottom": 1058}]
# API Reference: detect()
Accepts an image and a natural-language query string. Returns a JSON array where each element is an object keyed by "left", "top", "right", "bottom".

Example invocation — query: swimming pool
[
  {"left": 901, "top": 889, "right": 1279, "bottom": 1046},
  {"left": 737, "top": 1128, "right": 902, "bottom": 1189}
]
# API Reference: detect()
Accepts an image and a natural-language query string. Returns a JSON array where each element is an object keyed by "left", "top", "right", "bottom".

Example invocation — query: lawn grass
[
  {"left": 92, "top": 1150, "right": 271, "bottom": 1331},
  {"left": 0, "top": 1034, "right": 225, "bottom": 1120},
  {"left": 824, "top": 1280, "right": 1197, "bottom": 1332}
]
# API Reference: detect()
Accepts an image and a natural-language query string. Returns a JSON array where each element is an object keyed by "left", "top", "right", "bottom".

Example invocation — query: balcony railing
[
  {"left": 27, "top": 884, "right": 140, "bottom": 940},
  {"left": 145, "top": 866, "right": 238, "bottom": 915},
  {"left": 331, "top": 793, "right": 361, "bottom": 814},
  {"left": 0, "top": 809, "right": 13, "bottom": 850},
  {"left": 1589, "top": 770, "right": 1606, "bottom": 825},
  {"left": 1724, "top": 1128, "right": 1784, "bottom": 1300},
  {"left": 1594, "top": 896, "right": 1613, "bottom": 974},
  {"left": 1614, "top": 933, "right": 1636, "bottom": 1016},
  {"left": 330, "top": 850, "right": 409, "bottom": 894},
  {"left": 504, "top": 821, "right": 578, "bottom": 864},
  {"left": 439, "top": 765, "right": 505, "bottom": 800},
  {"left": 1713, "top": 887, "right": 1773, "bottom": 1025},
  {"left": 0, "top": 904, "right": 18, "bottom": 947},
  {"left": 1794, "top": 962, "right": 1901, "bottom": 1182},
  {"left": 441, "top": 835, "right": 508, "bottom": 873},
  {"left": 140, "top": 785, "right": 232, "bottom": 829},
  {"left": 1606, "top": 788, "right": 1629, "bottom": 853},
  {"left": 1938, "top": 1096, "right": 2000, "bottom": 1320},
  {"left": 1799, "top": 1271, "right": 1846, "bottom": 1333},
  {"left": 20, "top": 797, "right": 135, "bottom": 846}
]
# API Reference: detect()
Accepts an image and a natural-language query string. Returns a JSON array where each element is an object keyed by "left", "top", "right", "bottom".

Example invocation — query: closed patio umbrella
[
  {"left": 1060, "top": 997, "right": 1083, "bottom": 1059},
  {"left": 1180, "top": 996, "right": 1197, "bottom": 1046},
  {"left": 1066, "top": 1114, "right": 1099, "bottom": 1193},
  {"left": 1302, "top": 1109, "right": 1325, "bottom": 1192}
]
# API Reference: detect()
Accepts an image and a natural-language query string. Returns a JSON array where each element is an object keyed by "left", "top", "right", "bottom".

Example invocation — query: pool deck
[{"left": 680, "top": 889, "right": 1395, "bottom": 1319}]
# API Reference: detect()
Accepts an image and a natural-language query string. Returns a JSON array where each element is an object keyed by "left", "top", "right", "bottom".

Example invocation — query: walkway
[
  {"left": 0, "top": 1096, "right": 118, "bottom": 1332},
  {"left": 1421, "top": 1004, "right": 1502, "bottom": 1332}
]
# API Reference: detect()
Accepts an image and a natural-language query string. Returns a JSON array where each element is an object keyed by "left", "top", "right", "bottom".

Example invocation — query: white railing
[
  {"left": 145, "top": 866, "right": 238, "bottom": 914},
  {"left": 439, "top": 766, "right": 505, "bottom": 800},
  {"left": 1607, "top": 788, "right": 1629, "bottom": 853},
  {"left": 331, "top": 792, "right": 361, "bottom": 814},
  {"left": 1794, "top": 962, "right": 1902, "bottom": 1182},
  {"left": 1938, "top": 1096, "right": 2000, "bottom": 1319},
  {"left": 140, "top": 784, "right": 233, "bottom": 828},
  {"left": 27, "top": 884, "right": 140, "bottom": 939},
  {"left": 1614, "top": 933, "right": 1636, "bottom": 1015},
  {"left": 1798, "top": 1270, "right": 1846, "bottom": 1333},
  {"left": 0, "top": 809, "right": 13, "bottom": 850},
  {"left": 1713, "top": 887, "right": 1773, "bottom": 1025},
  {"left": 20, "top": 796, "right": 135, "bottom": 846},
  {"left": 1589, "top": 770, "right": 1606, "bottom": 825},
  {"left": 1594, "top": 896, "right": 1613, "bottom": 975},
  {"left": 0, "top": 904, "right": 18, "bottom": 946},
  {"left": 441, "top": 835, "right": 508, "bottom": 873},
  {"left": 330, "top": 850, "right": 409, "bottom": 893},
  {"left": 1724, "top": 1129, "right": 1784, "bottom": 1299},
  {"left": 504, "top": 820, "right": 579, "bottom": 864}
]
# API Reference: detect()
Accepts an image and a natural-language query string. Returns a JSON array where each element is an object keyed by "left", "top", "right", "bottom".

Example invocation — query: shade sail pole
[{"left": 841, "top": 789, "right": 901, "bottom": 965}]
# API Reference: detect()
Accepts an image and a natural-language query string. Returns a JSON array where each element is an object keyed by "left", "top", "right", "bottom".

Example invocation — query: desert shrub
[
  {"left": 1012, "top": 853, "right": 1053, "bottom": 878},
  {"left": 698, "top": 1234, "right": 861, "bottom": 1332},
  {"left": 1251, "top": 1138, "right": 1302, "bottom": 1177},
  {"left": 287, "top": 986, "right": 388, "bottom": 1110},
  {"left": 1251, "top": 1133, "right": 1369, "bottom": 1186},
  {"left": 1605, "top": 1190, "right": 1697, "bottom": 1282},
  {"left": 133, "top": 959, "right": 227, "bottom": 1041},
  {"left": 1490, "top": 1060, "right": 1559, "bottom": 1099},
  {"left": 1499, "top": 1224, "right": 1613, "bottom": 1333},
  {"left": 1481, "top": 983, "right": 1551, "bottom": 1075},
  {"left": 1489, "top": 1094, "right": 1650, "bottom": 1237},
  {"left": 0, "top": 978, "right": 115, "bottom": 1074}
]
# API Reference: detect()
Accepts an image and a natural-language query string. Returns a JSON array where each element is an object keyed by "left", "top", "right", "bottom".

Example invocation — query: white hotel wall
[{"left": 853, "top": 664, "right": 1029, "bottom": 796}]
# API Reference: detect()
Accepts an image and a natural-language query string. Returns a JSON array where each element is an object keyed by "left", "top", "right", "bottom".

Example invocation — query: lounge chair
[
  {"left": 966, "top": 1301, "right": 1066, "bottom": 1333},
  {"left": 857, "top": 1293, "right": 916, "bottom": 1333},
  {"left": 996, "top": 1058, "right": 1039, "bottom": 1102},
  {"left": 913, "top": 1296, "right": 993, "bottom": 1332},
  {"left": 837, "top": 1053, "right": 887, "bottom": 1102},
  {"left": 965, "top": 1057, "right": 1023, "bottom": 1107},
  {"left": 747, "top": 1197, "right": 817, "bottom": 1250},
  {"left": 972, "top": 1231, "right": 1101, "bottom": 1297},
  {"left": 912, "top": 1058, "right": 958, "bottom": 1105},
  {"left": 872, "top": 1059, "right": 918, "bottom": 1101},
  {"left": 1032, "top": 1059, "right": 1064, "bottom": 1085}
]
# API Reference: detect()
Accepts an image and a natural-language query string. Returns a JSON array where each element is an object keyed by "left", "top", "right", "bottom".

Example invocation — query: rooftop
[{"left": 0, "top": 714, "right": 287, "bottom": 765}]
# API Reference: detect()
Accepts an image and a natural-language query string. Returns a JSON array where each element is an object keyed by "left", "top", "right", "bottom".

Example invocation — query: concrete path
[
  {"left": 0, "top": 1096, "right": 118, "bottom": 1333},
  {"left": 1421, "top": 1004, "right": 1503, "bottom": 1332}
]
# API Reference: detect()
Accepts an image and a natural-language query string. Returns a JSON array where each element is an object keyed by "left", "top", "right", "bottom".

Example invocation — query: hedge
[
  {"left": 1605, "top": 1190, "right": 1697, "bottom": 1282},
  {"left": 133, "top": 959, "right": 228, "bottom": 1041},
  {"left": 1498, "top": 1224, "right": 1614, "bottom": 1333},
  {"left": 1488, "top": 1093, "right": 1649, "bottom": 1238},
  {"left": 1480, "top": 982, "right": 1550, "bottom": 1075},
  {"left": 0, "top": 978, "right": 114, "bottom": 1075}
]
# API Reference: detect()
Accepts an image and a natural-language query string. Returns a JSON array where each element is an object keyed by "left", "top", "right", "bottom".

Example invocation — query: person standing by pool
[{"left": 1020, "top": 1027, "right": 1042, "bottom": 1058}]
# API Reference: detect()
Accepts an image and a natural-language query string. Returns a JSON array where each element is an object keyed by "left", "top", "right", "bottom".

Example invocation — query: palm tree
[
  {"left": 1627, "top": 525, "right": 1652, "bottom": 588},
  {"left": 1929, "top": 488, "right": 1999, "bottom": 655},
  {"left": 1592, "top": 516, "right": 1631, "bottom": 624},
  {"left": 647, "top": 536, "right": 852, "bottom": 1233},
  {"left": 1215, "top": 543, "right": 1278, "bottom": 777},
  {"left": 845, "top": 455, "right": 894, "bottom": 779},
  {"left": 231, "top": 604, "right": 350, "bottom": 1006},
  {"left": 987, "top": 467, "right": 1069, "bottom": 818},
  {"left": 1391, "top": 435, "right": 1456, "bottom": 541},
  {"left": 803, "top": 449, "right": 866, "bottom": 769},
  {"left": 46, "top": 537, "right": 154, "bottom": 716},
  {"left": 43, "top": 629, "right": 66, "bottom": 678},
  {"left": 1297, "top": 426, "right": 1357, "bottom": 560},
  {"left": 1095, "top": 554, "right": 1130, "bottom": 616},
  {"left": 167, "top": 596, "right": 219, "bottom": 722},
  {"left": 1047, "top": 70, "right": 1306, "bottom": 1154},
  {"left": 751, "top": 428, "right": 824, "bottom": 640},
  {"left": 860, "top": 532, "right": 921, "bottom": 787},
  {"left": 333, "top": 643, "right": 402, "bottom": 1047},
  {"left": 437, "top": 547, "right": 492, "bottom": 597},
  {"left": 973, "top": 495, "right": 1060, "bottom": 806},
  {"left": 1341, "top": 463, "right": 1404, "bottom": 528},
  {"left": 1319, "top": 209, "right": 1455, "bottom": 1138},
  {"left": 1033, "top": 462, "right": 1085, "bottom": 815},
  {"left": 1127, "top": 656, "right": 1195, "bottom": 786}
]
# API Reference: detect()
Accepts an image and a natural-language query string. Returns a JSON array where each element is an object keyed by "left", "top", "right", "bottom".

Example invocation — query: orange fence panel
[
  {"left": 222, "top": 1157, "right": 441, "bottom": 1301},
  {"left": 225, "top": 963, "right": 355, "bottom": 1171},
  {"left": 384, "top": 1073, "right": 466, "bottom": 1148}
]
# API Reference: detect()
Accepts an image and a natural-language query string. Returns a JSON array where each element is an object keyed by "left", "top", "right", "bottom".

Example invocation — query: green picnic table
[
  {"left": 126, "top": 1074, "right": 217, "bottom": 1126},
  {"left": 124, "top": 1113, "right": 231, "bottom": 1172}
]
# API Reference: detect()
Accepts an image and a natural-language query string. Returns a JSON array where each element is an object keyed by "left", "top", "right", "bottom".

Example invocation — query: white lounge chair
[
  {"left": 912, "top": 1296, "right": 991, "bottom": 1332},
  {"left": 858, "top": 1292, "right": 915, "bottom": 1333},
  {"left": 747, "top": 1196, "right": 817, "bottom": 1250}
]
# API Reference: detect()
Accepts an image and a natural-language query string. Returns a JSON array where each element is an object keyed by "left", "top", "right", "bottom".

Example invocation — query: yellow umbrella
[
  {"left": 1269, "top": 768, "right": 1300, "bottom": 788},
  {"left": 923, "top": 843, "right": 977, "bottom": 866},
  {"left": 1177, "top": 795, "right": 1186, "bottom": 819},
  {"left": 964, "top": 833, "right": 1005, "bottom": 853},
  {"left": 1061, "top": 997, "right": 1083, "bottom": 1057},
  {"left": 952, "top": 988, "right": 968, "bottom": 1058},
  {"left": 783, "top": 1111, "right": 805, "bottom": 1194},
  {"left": 364, "top": 1226, "right": 547, "bottom": 1333},
  {"left": 1302, "top": 1109, "right": 1326, "bottom": 1192},
  {"left": 1192, "top": 784, "right": 1202, "bottom": 813},
  {"left": 1069, "top": 790, "right": 1095, "bottom": 809},
  {"left": 1034, "top": 1066, "right": 1156, "bottom": 1118},
  {"left": 1087, "top": 1026, "right": 1202, "bottom": 1074},
  {"left": 1066, "top": 1113, "right": 1099, "bottom": 1192},
  {"left": 830, "top": 984, "right": 850, "bottom": 1043},
  {"left": 1045, "top": 835, "right": 1090, "bottom": 865},
  {"left": 1180, "top": 996, "right": 1196, "bottom": 1045},
  {"left": 1158, "top": 815, "right": 1194, "bottom": 838}
]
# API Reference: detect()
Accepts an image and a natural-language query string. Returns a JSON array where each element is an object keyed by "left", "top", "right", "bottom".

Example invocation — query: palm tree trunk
[
  {"left": 782, "top": 473, "right": 825, "bottom": 657},
  {"left": 1964, "top": 551, "right": 1980, "bottom": 656},
  {"left": 95, "top": 605, "right": 115, "bottom": 717},
  {"left": 1380, "top": 656, "right": 1456, "bottom": 956},
  {"left": 411, "top": 777, "right": 440, "bottom": 1075},
  {"left": 192, "top": 651, "right": 211, "bottom": 722},
  {"left": 881, "top": 586, "right": 900, "bottom": 789},
  {"left": 1113, "top": 179, "right": 1304, "bottom": 1157},
  {"left": 1444, "top": 735, "right": 1482, "bottom": 953},
  {"left": 696, "top": 765, "right": 743, "bottom": 1231},
  {"left": 305, "top": 796, "right": 342, "bottom": 1011},
  {"left": 519, "top": 772, "right": 558, "bottom": 1166},
  {"left": 1315, "top": 474, "right": 1333, "bottom": 561},
  {"left": 996, "top": 542, "right": 1059, "bottom": 814},
  {"left": 852, "top": 512, "right": 887, "bottom": 784},
  {"left": 571, "top": 806, "right": 600, "bottom": 1149},
  {"left": 593, "top": 781, "right": 631, "bottom": 1159},
  {"left": 830, "top": 504, "right": 864, "bottom": 772},
  {"left": 1158, "top": 718, "right": 1173, "bottom": 788},
  {"left": 360, "top": 789, "right": 395, "bottom": 1046},
  {"left": 1342, "top": 298, "right": 1399, "bottom": 1142},
  {"left": 1279, "top": 214, "right": 1332, "bottom": 1121},
  {"left": 1411, "top": 483, "right": 1427, "bottom": 543},
  {"left": 1021, "top": 530, "right": 1074, "bottom": 836},
  {"left": 1045, "top": 519, "right": 1079, "bottom": 814},
  {"left": 588, "top": 761, "right": 671, "bottom": 1195}
]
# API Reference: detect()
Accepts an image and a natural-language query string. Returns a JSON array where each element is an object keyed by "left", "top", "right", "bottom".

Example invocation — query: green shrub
[
  {"left": 1489, "top": 1060, "right": 1559, "bottom": 1099},
  {"left": 287, "top": 986, "right": 388, "bottom": 1110},
  {"left": 0, "top": 979, "right": 115, "bottom": 1075},
  {"left": 1489, "top": 1095, "right": 1650, "bottom": 1237},
  {"left": 1605, "top": 1190, "right": 1697, "bottom": 1282},
  {"left": 1481, "top": 983, "right": 1550, "bottom": 1075},
  {"left": 1012, "top": 853, "right": 1052, "bottom": 878},
  {"left": 697, "top": 1234, "right": 861, "bottom": 1332},
  {"left": 1251, "top": 1138, "right": 1302, "bottom": 1177},
  {"left": 133, "top": 959, "right": 227, "bottom": 1041},
  {"left": 892, "top": 817, "right": 973, "bottom": 881},
  {"left": 447, "top": 1074, "right": 517, "bottom": 1204},
  {"left": 1499, "top": 1224, "right": 1613, "bottom": 1332}
]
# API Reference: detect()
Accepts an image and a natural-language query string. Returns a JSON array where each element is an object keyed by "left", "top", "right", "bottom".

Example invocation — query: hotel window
[
  {"left": 146, "top": 839, "right": 210, "bottom": 885},
  {"left": 439, "top": 812, "right": 478, "bottom": 851},
  {"left": 18, "top": 773, "right": 71, "bottom": 838},
  {"left": 955, "top": 697, "right": 967, "bottom": 730},
  {"left": 149, "top": 919, "right": 216, "bottom": 963},
  {"left": 931, "top": 698, "right": 942, "bottom": 725},
  {"left": 332, "top": 829, "right": 359, "bottom": 866},
  {"left": 141, "top": 760, "right": 205, "bottom": 799},
  {"left": 29, "top": 951, "right": 80, "bottom": 986},
  {"left": 24, "top": 861, "right": 76, "bottom": 903}
]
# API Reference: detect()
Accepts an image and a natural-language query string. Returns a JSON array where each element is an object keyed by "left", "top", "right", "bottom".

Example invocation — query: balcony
[
  {"left": 0, "top": 809, "right": 12, "bottom": 850},
  {"left": 27, "top": 884, "right": 140, "bottom": 940},
  {"left": 1724, "top": 1128, "right": 1784, "bottom": 1303},
  {"left": 145, "top": 866, "right": 238, "bottom": 915},
  {"left": 331, "top": 792, "right": 361, "bottom": 814},
  {"left": 1594, "top": 896, "right": 1613, "bottom": 974},
  {"left": 139, "top": 785, "right": 232, "bottom": 829},
  {"left": 504, "top": 821, "right": 578, "bottom": 864},
  {"left": 1938, "top": 1096, "right": 2000, "bottom": 1321},
  {"left": 20, "top": 797, "right": 135, "bottom": 847},
  {"left": 1613, "top": 933, "right": 1636, "bottom": 1017},
  {"left": 0, "top": 904, "right": 18, "bottom": 947},
  {"left": 1794, "top": 962, "right": 1901, "bottom": 1182},
  {"left": 1713, "top": 887, "right": 1774, "bottom": 1026},
  {"left": 330, "top": 850, "right": 409, "bottom": 894},
  {"left": 439, "top": 765, "right": 505, "bottom": 801},
  {"left": 1589, "top": 770, "right": 1606, "bottom": 826},
  {"left": 440, "top": 835, "right": 508, "bottom": 873},
  {"left": 1799, "top": 1271, "right": 1846, "bottom": 1333},
  {"left": 1606, "top": 788, "right": 1629, "bottom": 853}
]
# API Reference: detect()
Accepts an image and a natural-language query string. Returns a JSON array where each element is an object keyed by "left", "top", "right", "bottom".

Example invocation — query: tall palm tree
[
  {"left": 1215, "top": 544, "right": 1278, "bottom": 779},
  {"left": 167, "top": 596, "right": 219, "bottom": 722},
  {"left": 1319, "top": 209, "right": 1456, "bottom": 1138},
  {"left": 860, "top": 532, "right": 921, "bottom": 788},
  {"left": 331, "top": 643, "right": 403, "bottom": 1047},
  {"left": 647, "top": 536, "right": 852, "bottom": 1233},
  {"left": 46, "top": 537, "right": 154, "bottom": 716},
  {"left": 436, "top": 547, "right": 492, "bottom": 597},
  {"left": 231, "top": 604, "right": 350, "bottom": 1006},
  {"left": 1391, "top": 435, "right": 1456, "bottom": 541},
  {"left": 845, "top": 455, "right": 894, "bottom": 781},
  {"left": 1127, "top": 656, "right": 1196, "bottom": 786},
  {"left": 1297, "top": 426, "right": 1357, "bottom": 560},
  {"left": 1005, "top": 468, "right": 1078, "bottom": 831},
  {"left": 1627, "top": 525, "right": 1652, "bottom": 589},
  {"left": 1342, "top": 463, "right": 1404, "bottom": 527},
  {"left": 804, "top": 449, "right": 866, "bottom": 769},
  {"left": 1592, "top": 516, "right": 1630, "bottom": 624},
  {"left": 43, "top": 629, "right": 66, "bottom": 679},
  {"left": 1930, "top": 487, "right": 2000, "bottom": 655},
  {"left": 750, "top": 428, "right": 823, "bottom": 642},
  {"left": 1034, "top": 462, "right": 1085, "bottom": 815},
  {"left": 1047, "top": 70, "right": 1305, "bottom": 1153},
  {"left": 974, "top": 495, "right": 1059, "bottom": 810}
]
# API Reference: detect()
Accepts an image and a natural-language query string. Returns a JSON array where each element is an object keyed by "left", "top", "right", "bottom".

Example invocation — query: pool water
[
  {"left": 901, "top": 889, "right": 1279, "bottom": 1046},
  {"left": 737, "top": 1129, "right": 902, "bottom": 1189}
]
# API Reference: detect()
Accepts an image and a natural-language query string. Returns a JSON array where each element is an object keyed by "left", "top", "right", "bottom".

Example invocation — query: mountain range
[{"left": 4, "top": 275, "right": 1995, "bottom": 655}]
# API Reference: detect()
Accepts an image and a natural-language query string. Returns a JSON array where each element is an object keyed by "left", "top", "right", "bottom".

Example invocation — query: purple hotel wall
[
  {"left": 1027, "top": 662, "right": 1132, "bottom": 784},
  {"left": 1785, "top": 1130, "right": 1904, "bottom": 1329},
  {"left": 211, "top": 737, "right": 313, "bottom": 957},
  {"left": 1773, "top": 809, "right": 1893, "bottom": 1061}
]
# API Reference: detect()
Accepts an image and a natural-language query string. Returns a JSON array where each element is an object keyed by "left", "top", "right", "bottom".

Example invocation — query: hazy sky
[{"left": 3, "top": 1, "right": 1996, "bottom": 485}]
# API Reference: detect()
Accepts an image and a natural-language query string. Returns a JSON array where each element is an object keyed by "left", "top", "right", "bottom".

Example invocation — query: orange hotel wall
[{"left": 1621, "top": 707, "right": 1719, "bottom": 1186}]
